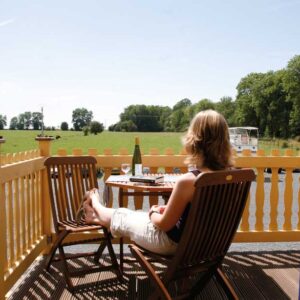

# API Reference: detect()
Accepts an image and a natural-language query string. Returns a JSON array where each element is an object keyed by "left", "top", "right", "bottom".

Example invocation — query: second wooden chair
[{"left": 44, "top": 156, "right": 122, "bottom": 291}]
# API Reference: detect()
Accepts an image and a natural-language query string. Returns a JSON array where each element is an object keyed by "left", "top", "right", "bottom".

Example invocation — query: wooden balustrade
[
  {"left": 0, "top": 150, "right": 40, "bottom": 166},
  {"left": 0, "top": 158, "right": 47, "bottom": 298},
  {"left": 0, "top": 138, "right": 300, "bottom": 299}
]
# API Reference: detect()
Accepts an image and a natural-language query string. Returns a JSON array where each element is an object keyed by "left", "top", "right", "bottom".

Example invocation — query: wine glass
[
  {"left": 143, "top": 166, "right": 150, "bottom": 174},
  {"left": 121, "top": 163, "right": 131, "bottom": 175}
]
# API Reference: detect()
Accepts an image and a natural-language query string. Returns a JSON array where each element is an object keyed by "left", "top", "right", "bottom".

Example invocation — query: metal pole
[{"left": 41, "top": 107, "right": 44, "bottom": 136}]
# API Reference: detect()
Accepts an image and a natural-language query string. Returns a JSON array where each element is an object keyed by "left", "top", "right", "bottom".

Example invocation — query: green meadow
[
  {"left": 0, "top": 130, "right": 299, "bottom": 155},
  {"left": 0, "top": 130, "right": 184, "bottom": 155}
]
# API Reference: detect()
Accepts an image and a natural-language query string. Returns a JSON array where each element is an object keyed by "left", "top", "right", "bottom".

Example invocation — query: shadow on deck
[{"left": 7, "top": 248, "right": 300, "bottom": 299}]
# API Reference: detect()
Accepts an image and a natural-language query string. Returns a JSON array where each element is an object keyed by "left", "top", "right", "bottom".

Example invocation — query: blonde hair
[{"left": 183, "top": 110, "right": 233, "bottom": 170}]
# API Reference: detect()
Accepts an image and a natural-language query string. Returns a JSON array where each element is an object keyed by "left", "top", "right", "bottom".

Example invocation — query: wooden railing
[
  {"left": 0, "top": 149, "right": 40, "bottom": 165},
  {"left": 0, "top": 138, "right": 299, "bottom": 299}
]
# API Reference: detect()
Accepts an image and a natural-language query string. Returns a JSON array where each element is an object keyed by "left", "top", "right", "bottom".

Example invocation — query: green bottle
[{"left": 132, "top": 137, "right": 142, "bottom": 176}]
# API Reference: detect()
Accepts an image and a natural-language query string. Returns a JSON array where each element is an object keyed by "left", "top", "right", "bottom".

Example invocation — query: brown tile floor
[{"left": 6, "top": 248, "right": 300, "bottom": 299}]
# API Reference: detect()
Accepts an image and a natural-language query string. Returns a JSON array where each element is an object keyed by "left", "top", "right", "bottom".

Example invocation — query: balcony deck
[
  {"left": 6, "top": 243, "right": 300, "bottom": 299},
  {"left": 1, "top": 141, "right": 300, "bottom": 299}
]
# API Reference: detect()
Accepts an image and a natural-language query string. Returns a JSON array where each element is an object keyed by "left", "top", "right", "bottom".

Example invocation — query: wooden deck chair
[
  {"left": 129, "top": 168, "right": 255, "bottom": 299},
  {"left": 44, "top": 156, "right": 122, "bottom": 291}
]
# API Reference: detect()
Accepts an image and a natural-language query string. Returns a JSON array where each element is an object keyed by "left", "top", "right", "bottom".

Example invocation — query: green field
[
  {"left": 0, "top": 130, "right": 184, "bottom": 155},
  {"left": 0, "top": 130, "right": 299, "bottom": 155}
]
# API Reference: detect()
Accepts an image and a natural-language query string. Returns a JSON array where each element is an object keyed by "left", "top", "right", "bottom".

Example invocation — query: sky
[{"left": 1, "top": 0, "right": 300, "bottom": 128}]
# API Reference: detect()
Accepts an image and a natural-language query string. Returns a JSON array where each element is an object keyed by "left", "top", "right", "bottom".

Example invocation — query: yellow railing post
[
  {"left": 0, "top": 138, "right": 6, "bottom": 300},
  {"left": 35, "top": 137, "right": 54, "bottom": 251},
  {"left": 72, "top": 149, "right": 83, "bottom": 156},
  {"left": 269, "top": 149, "right": 279, "bottom": 231},
  {"left": 283, "top": 149, "right": 293, "bottom": 230}
]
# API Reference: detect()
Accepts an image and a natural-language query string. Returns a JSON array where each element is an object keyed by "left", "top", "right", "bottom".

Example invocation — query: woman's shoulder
[
  {"left": 176, "top": 172, "right": 197, "bottom": 187},
  {"left": 172, "top": 172, "right": 197, "bottom": 203}
]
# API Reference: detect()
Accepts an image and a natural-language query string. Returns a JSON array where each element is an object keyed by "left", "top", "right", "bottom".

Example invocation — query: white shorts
[{"left": 110, "top": 208, "right": 178, "bottom": 255}]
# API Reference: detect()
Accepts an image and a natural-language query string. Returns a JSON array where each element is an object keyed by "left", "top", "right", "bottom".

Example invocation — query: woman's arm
[{"left": 149, "top": 173, "right": 195, "bottom": 231}]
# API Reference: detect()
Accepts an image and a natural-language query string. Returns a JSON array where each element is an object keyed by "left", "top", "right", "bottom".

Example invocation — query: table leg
[
  {"left": 118, "top": 188, "right": 124, "bottom": 273},
  {"left": 162, "top": 192, "right": 171, "bottom": 204},
  {"left": 103, "top": 184, "right": 110, "bottom": 207}
]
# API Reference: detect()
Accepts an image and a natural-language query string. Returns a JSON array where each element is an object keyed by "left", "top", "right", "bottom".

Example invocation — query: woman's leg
[
  {"left": 111, "top": 209, "right": 177, "bottom": 255},
  {"left": 85, "top": 189, "right": 177, "bottom": 255}
]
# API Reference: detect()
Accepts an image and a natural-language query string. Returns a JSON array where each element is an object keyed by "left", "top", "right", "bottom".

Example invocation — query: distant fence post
[
  {"left": 35, "top": 136, "right": 54, "bottom": 157},
  {"left": 35, "top": 136, "right": 54, "bottom": 252},
  {"left": 0, "top": 138, "right": 6, "bottom": 300},
  {"left": 0, "top": 137, "right": 4, "bottom": 167}
]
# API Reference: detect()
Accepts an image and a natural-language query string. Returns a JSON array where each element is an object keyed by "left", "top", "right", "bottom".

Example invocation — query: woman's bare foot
[
  {"left": 85, "top": 189, "right": 114, "bottom": 228},
  {"left": 90, "top": 189, "right": 104, "bottom": 208},
  {"left": 83, "top": 196, "right": 101, "bottom": 225}
]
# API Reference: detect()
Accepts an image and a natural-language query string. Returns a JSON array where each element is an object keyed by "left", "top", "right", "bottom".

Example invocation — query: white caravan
[{"left": 229, "top": 127, "right": 259, "bottom": 153}]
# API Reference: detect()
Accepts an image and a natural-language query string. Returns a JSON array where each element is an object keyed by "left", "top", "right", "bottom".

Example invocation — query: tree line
[
  {"left": 0, "top": 108, "right": 104, "bottom": 135},
  {"left": 0, "top": 112, "right": 43, "bottom": 130},
  {"left": 1, "top": 55, "right": 299, "bottom": 138},
  {"left": 109, "top": 55, "right": 300, "bottom": 138}
]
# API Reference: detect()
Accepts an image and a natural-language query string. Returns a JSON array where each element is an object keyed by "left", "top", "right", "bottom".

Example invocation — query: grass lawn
[
  {"left": 0, "top": 130, "right": 184, "bottom": 155},
  {"left": 0, "top": 130, "right": 299, "bottom": 155}
]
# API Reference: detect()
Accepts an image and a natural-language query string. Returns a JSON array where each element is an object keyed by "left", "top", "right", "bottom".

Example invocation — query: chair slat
[
  {"left": 65, "top": 164, "right": 76, "bottom": 220},
  {"left": 71, "top": 164, "right": 81, "bottom": 216},
  {"left": 213, "top": 183, "right": 236, "bottom": 257},
  {"left": 204, "top": 184, "right": 227, "bottom": 259}
]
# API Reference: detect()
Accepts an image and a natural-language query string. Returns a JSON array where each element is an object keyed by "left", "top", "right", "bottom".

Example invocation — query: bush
[
  {"left": 44, "top": 126, "right": 56, "bottom": 131},
  {"left": 61, "top": 122, "right": 69, "bottom": 131},
  {"left": 83, "top": 126, "right": 89, "bottom": 136},
  {"left": 90, "top": 121, "right": 104, "bottom": 135},
  {"left": 108, "top": 120, "right": 137, "bottom": 132},
  {"left": 108, "top": 124, "right": 116, "bottom": 131}
]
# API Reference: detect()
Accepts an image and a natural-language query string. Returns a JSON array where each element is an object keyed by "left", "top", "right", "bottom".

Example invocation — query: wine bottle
[{"left": 132, "top": 136, "right": 142, "bottom": 176}]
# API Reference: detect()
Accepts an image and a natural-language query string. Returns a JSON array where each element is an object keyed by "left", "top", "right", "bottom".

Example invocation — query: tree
[
  {"left": 82, "top": 126, "right": 89, "bottom": 136},
  {"left": 172, "top": 98, "right": 192, "bottom": 111},
  {"left": 0, "top": 114, "right": 7, "bottom": 129},
  {"left": 167, "top": 98, "right": 215, "bottom": 132},
  {"left": 215, "top": 97, "right": 236, "bottom": 127},
  {"left": 118, "top": 105, "right": 167, "bottom": 132},
  {"left": 23, "top": 111, "right": 32, "bottom": 129},
  {"left": 192, "top": 99, "right": 215, "bottom": 115},
  {"left": 235, "top": 73, "right": 262, "bottom": 128},
  {"left": 283, "top": 55, "right": 300, "bottom": 136},
  {"left": 32, "top": 112, "right": 43, "bottom": 130},
  {"left": 61, "top": 122, "right": 69, "bottom": 131},
  {"left": 90, "top": 121, "right": 104, "bottom": 134},
  {"left": 168, "top": 99, "right": 193, "bottom": 131},
  {"left": 9, "top": 117, "right": 18, "bottom": 130},
  {"left": 109, "top": 120, "right": 137, "bottom": 132},
  {"left": 169, "top": 109, "right": 187, "bottom": 132},
  {"left": 236, "top": 71, "right": 290, "bottom": 138},
  {"left": 259, "top": 70, "right": 290, "bottom": 138},
  {"left": 16, "top": 113, "right": 25, "bottom": 130},
  {"left": 72, "top": 108, "right": 93, "bottom": 131},
  {"left": 119, "top": 105, "right": 149, "bottom": 131},
  {"left": 157, "top": 106, "right": 172, "bottom": 131}
]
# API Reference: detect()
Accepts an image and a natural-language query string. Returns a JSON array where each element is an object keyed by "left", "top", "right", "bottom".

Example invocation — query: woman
[{"left": 84, "top": 109, "right": 233, "bottom": 255}]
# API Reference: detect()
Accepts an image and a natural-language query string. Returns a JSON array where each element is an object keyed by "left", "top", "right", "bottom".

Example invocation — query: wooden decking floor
[{"left": 7, "top": 248, "right": 300, "bottom": 299}]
